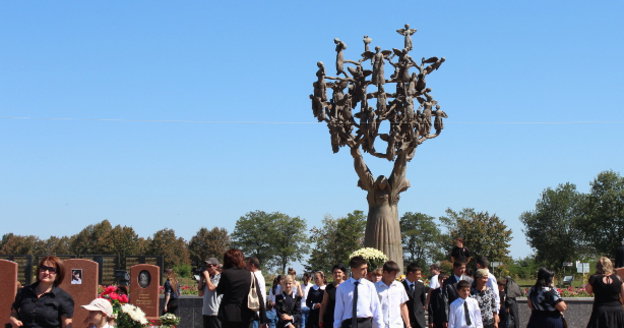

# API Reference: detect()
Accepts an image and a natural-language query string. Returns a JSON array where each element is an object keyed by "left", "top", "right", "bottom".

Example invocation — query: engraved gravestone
[
  {"left": 59, "top": 259, "right": 99, "bottom": 328},
  {"left": 0, "top": 260, "right": 18, "bottom": 328},
  {"left": 129, "top": 264, "right": 160, "bottom": 320}
]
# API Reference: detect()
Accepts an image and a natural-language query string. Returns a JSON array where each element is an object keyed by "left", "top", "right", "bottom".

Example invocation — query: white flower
[
  {"left": 121, "top": 303, "right": 149, "bottom": 325},
  {"left": 349, "top": 247, "right": 388, "bottom": 262}
]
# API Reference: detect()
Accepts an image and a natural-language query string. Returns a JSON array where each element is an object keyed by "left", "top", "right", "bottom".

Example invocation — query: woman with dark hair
[
  {"left": 527, "top": 267, "right": 567, "bottom": 328},
  {"left": 163, "top": 268, "right": 181, "bottom": 315},
  {"left": 10, "top": 256, "right": 75, "bottom": 328},
  {"left": 217, "top": 249, "right": 266, "bottom": 328},
  {"left": 269, "top": 275, "right": 284, "bottom": 306},
  {"left": 318, "top": 264, "right": 347, "bottom": 328},
  {"left": 585, "top": 256, "right": 624, "bottom": 328}
]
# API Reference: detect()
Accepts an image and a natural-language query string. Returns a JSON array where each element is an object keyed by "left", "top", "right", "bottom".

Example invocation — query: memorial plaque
[
  {"left": 59, "top": 259, "right": 99, "bottom": 328},
  {"left": 130, "top": 264, "right": 160, "bottom": 320},
  {"left": 0, "top": 260, "right": 18, "bottom": 328}
]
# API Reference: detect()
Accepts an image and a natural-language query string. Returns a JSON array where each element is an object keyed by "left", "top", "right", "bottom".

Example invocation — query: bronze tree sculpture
[{"left": 310, "top": 26, "right": 446, "bottom": 270}]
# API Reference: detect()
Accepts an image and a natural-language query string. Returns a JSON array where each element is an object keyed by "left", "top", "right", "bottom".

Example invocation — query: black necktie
[
  {"left": 352, "top": 281, "right": 359, "bottom": 328},
  {"left": 464, "top": 300, "right": 471, "bottom": 326}
]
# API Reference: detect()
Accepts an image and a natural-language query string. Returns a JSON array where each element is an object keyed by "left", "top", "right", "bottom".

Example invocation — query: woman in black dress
[
  {"left": 527, "top": 267, "right": 567, "bottom": 328},
  {"left": 318, "top": 264, "right": 346, "bottom": 328},
  {"left": 585, "top": 256, "right": 624, "bottom": 328},
  {"left": 10, "top": 256, "right": 74, "bottom": 328},
  {"left": 306, "top": 271, "right": 326, "bottom": 328}
]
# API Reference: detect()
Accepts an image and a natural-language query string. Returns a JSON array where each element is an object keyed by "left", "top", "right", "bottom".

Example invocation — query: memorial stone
[
  {"left": 0, "top": 260, "right": 18, "bottom": 328},
  {"left": 130, "top": 264, "right": 160, "bottom": 320},
  {"left": 59, "top": 259, "right": 99, "bottom": 328}
]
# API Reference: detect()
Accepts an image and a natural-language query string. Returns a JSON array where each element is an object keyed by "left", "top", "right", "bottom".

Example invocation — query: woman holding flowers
[{"left": 10, "top": 256, "right": 74, "bottom": 328}]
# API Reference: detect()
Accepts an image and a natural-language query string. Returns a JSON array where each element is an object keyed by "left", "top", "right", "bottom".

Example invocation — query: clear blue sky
[{"left": 1, "top": 1, "right": 623, "bottom": 261}]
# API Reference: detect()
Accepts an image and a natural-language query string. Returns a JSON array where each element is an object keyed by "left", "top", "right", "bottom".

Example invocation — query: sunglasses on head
[{"left": 39, "top": 265, "right": 57, "bottom": 273}]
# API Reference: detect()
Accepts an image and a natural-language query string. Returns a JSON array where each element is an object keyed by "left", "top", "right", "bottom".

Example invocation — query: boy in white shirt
[{"left": 448, "top": 280, "right": 483, "bottom": 328}]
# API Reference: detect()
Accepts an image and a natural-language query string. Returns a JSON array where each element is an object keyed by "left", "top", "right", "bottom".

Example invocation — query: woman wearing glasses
[{"left": 10, "top": 256, "right": 75, "bottom": 328}]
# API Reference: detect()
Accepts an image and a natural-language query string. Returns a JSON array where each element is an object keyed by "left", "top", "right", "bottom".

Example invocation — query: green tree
[
  {"left": 400, "top": 212, "right": 445, "bottom": 268},
  {"left": 576, "top": 170, "right": 624, "bottom": 257},
  {"left": 306, "top": 210, "right": 367, "bottom": 272},
  {"left": 188, "top": 227, "right": 230, "bottom": 265},
  {"left": 269, "top": 214, "right": 308, "bottom": 273},
  {"left": 442, "top": 208, "right": 513, "bottom": 264},
  {"left": 42, "top": 236, "right": 72, "bottom": 255},
  {"left": 147, "top": 228, "right": 190, "bottom": 268},
  {"left": 231, "top": 211, "right": 277, "bottom": 267},
  {"left": 107, "top": 225, "right": 141, "bottom": 267},
  {"left": 232, "top": 211, "right": 308, "bottom": 272},
  {"left": 506, "top": 255, "right": 540, "bottom": 280},
  {"left": 0, "top": 233, "right": 43, "bottom": 255},
  {"left": 520, "top": 183, "right": 586, "bottom": 268},
  {"left": 69, "top": 220, "right": 113, "bottom": 256}
]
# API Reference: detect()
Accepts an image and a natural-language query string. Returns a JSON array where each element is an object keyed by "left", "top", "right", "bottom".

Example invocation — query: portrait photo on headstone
[
  {"left": 71, "top": 269, "right": 83, "bottom": 284},
  {"left": 138, "top": 270, "right": 151, "bottom": 288}
]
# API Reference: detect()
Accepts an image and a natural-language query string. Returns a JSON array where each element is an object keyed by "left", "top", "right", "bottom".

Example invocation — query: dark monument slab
[
  {"left": 0, "top": 260, "right": 18, "bottom": 328},
  {"left": 59, "top": 259, "right": 99, "bottom": 328},
  {"left": 130, "top": 264, "right": 160, "bottom": 320}
]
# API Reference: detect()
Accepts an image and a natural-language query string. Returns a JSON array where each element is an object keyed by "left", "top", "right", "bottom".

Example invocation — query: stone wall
[{"left": 170, "top": 297, "right": 596, "bottom": 328}]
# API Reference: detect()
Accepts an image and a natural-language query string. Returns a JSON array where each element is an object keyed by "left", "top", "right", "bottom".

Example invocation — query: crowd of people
[{"left": 7, "top": 238, "right": 624, "bottom": 328}]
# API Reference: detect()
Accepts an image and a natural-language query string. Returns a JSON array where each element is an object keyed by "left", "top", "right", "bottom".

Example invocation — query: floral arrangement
[
  {"left": 349, "top": 247, "right": 388, "bottom": 271},
  {"left": 118, "top": 303, "right": 149, "bottom": 328},
  {"left": 521, "top": 286, "right": 592, "bottom": 297},
  {"left": 159, "top": 313, "right": 181, "bottom": 328},
  {"left": 99, "top": 285, "right": 148, "bottom": 328},
  {"left": 100, "top": 285, "right": 129, "bottom": 304}
]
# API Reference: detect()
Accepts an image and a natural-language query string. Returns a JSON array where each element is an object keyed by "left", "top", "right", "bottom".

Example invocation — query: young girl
[
  {"left": 82, "top": 298, "right": 114, "bottom": 328},
  {"left": 275, "top": 276, "right": 302, "bottom": 328}
]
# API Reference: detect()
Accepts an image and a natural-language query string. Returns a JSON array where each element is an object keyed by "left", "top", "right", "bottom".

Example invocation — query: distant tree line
[
  {"left": 0, "top": 208, "right": 512, "bottom": 274},
  {"left": 2, "top": 170, "right": 620, "bottom": 277},
  {"left": 521, "top": 170, "right": 624, "bottom": 272}
]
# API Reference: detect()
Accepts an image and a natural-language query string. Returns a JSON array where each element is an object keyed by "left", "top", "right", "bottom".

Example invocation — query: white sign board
[{"left": 576, "top": 262, "right": 590, "bottom": 274}]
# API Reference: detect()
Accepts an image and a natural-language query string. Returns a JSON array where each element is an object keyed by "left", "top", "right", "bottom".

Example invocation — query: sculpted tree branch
[{"left": 311, "top": 26, "right": 447, "bottom": 271}]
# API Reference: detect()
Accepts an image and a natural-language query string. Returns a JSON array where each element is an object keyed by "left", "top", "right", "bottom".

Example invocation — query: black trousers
[
  {"left": 164, "top": 298, "right": 179, "bottom": 315},
  {"left": 204, "top": 316, "right": 222, "bottom": 328},
  {"left": 340, "top": 318, "right": 372, "bottom": 328}
]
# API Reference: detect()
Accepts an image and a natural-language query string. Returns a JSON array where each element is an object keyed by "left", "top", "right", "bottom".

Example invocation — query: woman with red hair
[{"left": 217, "top": 249, "right": 267, "bottom": 328}]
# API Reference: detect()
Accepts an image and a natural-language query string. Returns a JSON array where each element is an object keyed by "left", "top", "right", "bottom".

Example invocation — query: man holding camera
[{"left": 199, "top": 257, "right": 223, "bottom": 328}]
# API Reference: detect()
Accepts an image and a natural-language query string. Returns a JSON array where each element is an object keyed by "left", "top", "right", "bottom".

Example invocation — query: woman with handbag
[
  {"left": 217, "top": 249, "right": 266, "bottom": 328},
  {"left": 526, "top": 268, "right": 567, "bottom": 328}
]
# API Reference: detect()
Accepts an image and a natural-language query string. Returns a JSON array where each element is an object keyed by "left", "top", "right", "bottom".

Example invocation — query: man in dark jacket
[
  {"left": 427, "top": 273, "right": 449, "bottom": 328},
  {"left": 402, "top": 263, "right": 428, "bottom": 328}
]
